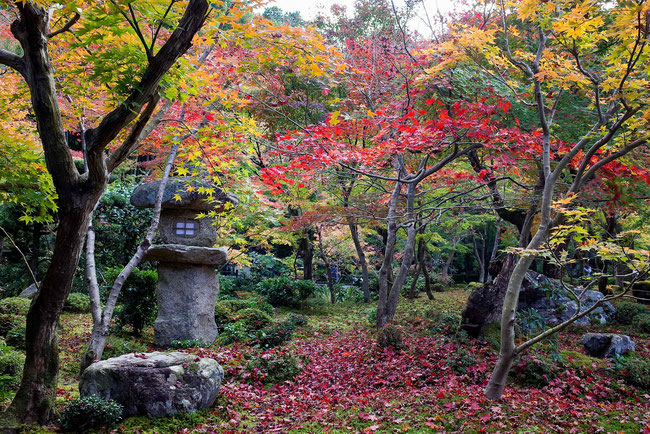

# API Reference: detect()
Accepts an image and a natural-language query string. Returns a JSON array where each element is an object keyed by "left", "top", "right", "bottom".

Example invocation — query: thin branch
[
  {"left": 0, "top": 226, "right": 39, "bottom": 290},
  {"left": 47, "top": 12, "right": 80, "bottom": 38}
]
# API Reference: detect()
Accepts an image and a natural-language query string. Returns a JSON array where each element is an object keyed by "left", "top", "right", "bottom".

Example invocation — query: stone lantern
[{"left": 130, "top": 178, "right": 235, "bottom": 347}]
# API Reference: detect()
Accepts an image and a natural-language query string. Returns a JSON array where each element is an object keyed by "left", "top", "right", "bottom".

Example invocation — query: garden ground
[{"left": 8, "top": 290, "right": 650, "bottom": 433}]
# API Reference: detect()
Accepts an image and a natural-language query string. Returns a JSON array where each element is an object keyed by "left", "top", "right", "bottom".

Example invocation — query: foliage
[
  {"left": 219, "top": 299, "right": 274, "bottom": 315},
  {"left": 245, "top": 350, "right": 303, "bottom": 384},
  {"left": 218, "top": 276, "right": 256, "bottom": 299},
  {"left": 615, "top": 302, "right": 647, "bottom": 325},
  {"left": 64, "top": 293, "right": 91, "bottom": 313},
  {"left": 59, "top": 396, "right": 123, "bottom": 432},
  {"left": 5, "top": 323, "right": 25, "bottom": 350},
  {"left": 257, "top": 320, "right": 296, "bottom": 349},
  {"left": 256, "top": 277, "right": 315, "bottom": 307},
  {"left": 167, "top": 339, "right": 209, "bottom": 349},
  {"left": 511, "top": 355, "right": 560, "bottom": 389},
  {"left": 516, "top": 308, "right": 547, "bottom": 338},
  {"left": 107, "top": 267, "right": 157, "bottom": 336},
  {"left": 235, "top": 308, "right": 272, "bottom": 331},
  {"left": 287, "top": 313, "right": 308, "bottom": 327},
  {"left": 637, "top": 314, "right": 650, "bottom": 334},
  {"left": 0, "top": 340, "right": 24, "bottom": 387},
  {"left": 446, "top": 346, "right": 479, "bottom": 376},
  {"left": 365, "top": 308, "right": 377, "bottom": 325},
  {"left": 615, "top": 356, "right": 650, "bottom": 391},
  {"left": 218, "top": 321, "right": 252, "bottom": 345},
  {"left": 214, "top": 303, "right": 235, "bottom": 328},
  {"left": 102, "top": 336, "right": 149, "bottom": 360},
  {"left": 0, "top": 314, "right": 22, "bottom": 338},
  {"left": 0, "top": 297, "right": 30, "bottom": 315}
]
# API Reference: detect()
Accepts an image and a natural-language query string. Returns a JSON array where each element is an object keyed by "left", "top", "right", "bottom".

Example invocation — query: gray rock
[
  {"left": 80, "top": 352, "right": 224, "bottom": 418},
  {"left": 130, "top": 178, "right": 236, "bottom": 211},
  {"left": 581, "top": 333, "right": 635, "bottom": 358},
  {"left": 154, "top": 265, "right": 220, "bottom": 347},
  {"left": 144, "top": 244, "right": 227, "bottom": 266},
  {"left": 517, "top": 271, "right": 616, "bottom": 325},
  {"left": 18, "top": 283, "right": 39, "bottom": 299}
]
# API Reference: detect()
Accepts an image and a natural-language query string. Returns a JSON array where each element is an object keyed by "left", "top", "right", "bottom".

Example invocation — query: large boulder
[
  {"left": 517, "top": 271, "right": 616, "bottom": 325},
  {"left": 80, "top": 352, "right": 224, "bottom": 418},
  {"left": 581, "top": 333, "right": 635, "bottom": 358}
]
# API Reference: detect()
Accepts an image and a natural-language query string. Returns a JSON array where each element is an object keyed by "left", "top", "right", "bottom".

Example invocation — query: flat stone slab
[
  {"left": 80, "top": 352, "right": 224, "bottom": 418},
  {"left": 143, "top": 244, "right": 227, "bottom": 266},
  {"left": 130, "top": 177, "right": 237, "bottom": 211}
]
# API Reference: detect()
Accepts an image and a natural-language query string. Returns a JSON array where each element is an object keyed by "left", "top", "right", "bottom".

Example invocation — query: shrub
[
  {"left": 637, "top": 314, "right": 650, "bottom": 333},
  {"left": 64, "top": 293, "right": 91, "bottom": 313},
  {"left": 246, "top": 351, "right": 303, "bottom": 383},
  {"left": 102, "top": 336, "right": 149, "bottom": 360},
  {"left": 59, "top": 396, "right": 123, "bottom": 432},
  {"left": 221, "top": 299, "right": 274, "bottom": 315},
  {"left": 287, "top": 313, "right": 308, "bottom": 327},
  {"left": 0, "top": 341, "right": 25, "bottom": 386},
  {"left": 511, "top": 355, "right": 559, "bottom": 388},
  {"left": 0, "top": 314, "right": 22, "bottom": 337},
  {"left": 616, "top": 356, "right": 650, "bottom": 390},
  {"left": 235, "top": 308, "right": 272, "bottom": 331},
  {"left": 257, "top": 320, "right": 296, "bottom": 349},
  {"left": 377, "top": 325, "right": 404, "bottom": 351},
  {"left": 0, "top": 297, "right": 30, "bottom": 315},
  {"left": 479, "top": 322, "right": 501, "bottom": 348},
  {"left": 167, "top": 339, "right": 208, "bottom": 349},
  {"left": 615, "top": 301, "right": 647, "bottom": 325},
  {"left": 446, "top": 346, "right": 479, "bottom": 375},
  {"left": 108, "top": 267, "right": 157, "bottom": 336},
  {"left": 6, "top": 324, "right": 26, "bottom": 350},
  {"left": 214, "top": 303, "right": 235, "bottom": 327},
  {"left": 365, "top": 308, "right": 377, "bottom": 325},
  {"left": 256, "top": 277, "right": 314, "bottom": 307},
  {"left": 430, "top": 274, "right": 453, "bottom": 292},
  {"left": 218, "top": 275, "right": 256, "bottom": 299},
  {"left": 218, "top": 321, "right": 252, "bottom": 345}
]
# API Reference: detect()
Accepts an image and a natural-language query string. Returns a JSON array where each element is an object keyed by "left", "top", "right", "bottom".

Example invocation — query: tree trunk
[
  {"left": 300, "top": 235, "right": 314, "bottom": 280},
  {"left": 7, "top": 199, "right": 98, "bottom": 424},
  {"left": 441, "top": 249, "right": 456, "bottom": 279},
  {"left": 349, "top": 222, "right": 370, "bottom": 302}
]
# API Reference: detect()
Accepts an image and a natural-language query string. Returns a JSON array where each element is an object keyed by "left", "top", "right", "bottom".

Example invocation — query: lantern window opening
[{"left": 174, "top": 220, "right": 198, "bottom": 238}]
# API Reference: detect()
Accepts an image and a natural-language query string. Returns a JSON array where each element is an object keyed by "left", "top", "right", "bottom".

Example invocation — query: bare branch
[{"left": 47, "top": 12, "right": 80, "bottom": 39}]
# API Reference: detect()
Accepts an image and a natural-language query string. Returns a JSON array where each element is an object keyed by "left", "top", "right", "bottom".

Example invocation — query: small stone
[
  {"left": 581, "top": 333, "right": 635, "bottom": 358},
  {"left": 80, "top": 352, "right": 224, "bottom": 418}
]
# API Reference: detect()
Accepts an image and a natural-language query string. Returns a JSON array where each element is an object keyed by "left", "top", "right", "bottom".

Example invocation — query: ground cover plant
[{"left": 1, "top": 290, "right": 647, "bottom": 432}]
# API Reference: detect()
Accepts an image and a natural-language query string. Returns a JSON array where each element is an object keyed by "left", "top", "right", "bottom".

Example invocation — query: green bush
[
  {"left": 446, "top": 346, "right": 479, "bottom": 375},
  {"left": 637, "top": 314, "right": 650, "bottom": 334},
  {"left": 0, "top": 297, "right": 30, "bottom": 315},
  {"left": 64, "top": 293, "right": 91, "bottom": 313},
  {"left": 220, "top": 299, "right": 274, "bottom": 315},
  {"left": 218, "top": 275, "right": 256, "bottom": 299},
  {"left": 257, "top": 320, "right": 296, "bottom": 349},
  {"left": 246, "top": 351, "right": 303, "bottom": 383},
  {"left": 511, "top": 355, "right": 559, "bottom": 388},
  {"left": 59, "top": 396, "right": 123, "bottom": 432},
  {"left": 616, "top": 356, "right": 650, "bottom": 390},
  {"left": 108, "top": 267, "right": 157, "bottom": 336},
  {"left": 0, "top": 341, "right": 25, "bottom": 387},
  {"left": 256, "top": 277, "right": 314, "bottom": 307},
  {"left": 377, "top": 325, "right": 404, "bottom": 351},
  {"left": 287, "top": 313, "right": 308, "bottom": 327},
  {"left": 102, "top": 336, "right": 149, "bottom": 360},
  {"left": 615, "top": 301, "right": 647, "bottom": 325},
  {"left": 214, "top": 303, "right": 235, "bottom": 327},
  {"left": 6, "top": 324, "right": 26, "bottom": 350},
  {"left": 248, "top": 252, "right": 291, "bottom": 280},
  {"left": 235, "top": 308, "right": 272, "bottom": 331},
  {"left": 218, "top": 320, "right": 251, "bottom": 345},
  {"left": 0, "top": 314, "right": 22, "bottom": 337},
  {"left": 365, "top": 308, "right": 377, "bottom": 325},
  {"left": 167, "top": 339, "right": 209, "bottom": 349}
]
